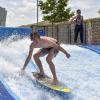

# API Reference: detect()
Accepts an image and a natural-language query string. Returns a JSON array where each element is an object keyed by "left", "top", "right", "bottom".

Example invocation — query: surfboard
[{"left": 32, "top": 72, "right": 71, "bottom": 93}]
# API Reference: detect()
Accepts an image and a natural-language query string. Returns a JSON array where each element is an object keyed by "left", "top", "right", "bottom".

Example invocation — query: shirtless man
[{"left": 22, "top": 31, "right": 70, "bottom": 85}]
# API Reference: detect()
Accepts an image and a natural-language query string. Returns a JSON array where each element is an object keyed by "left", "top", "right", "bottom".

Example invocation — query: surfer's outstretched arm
[
  {"left": 58, "top": 46, "right": 70, "bottom": 58},
  {"left": 22, "top": 43, "right": 34, "bottom": 70},
  {"left": 51, "top": 43, "right": 70, "bottom": 58}
]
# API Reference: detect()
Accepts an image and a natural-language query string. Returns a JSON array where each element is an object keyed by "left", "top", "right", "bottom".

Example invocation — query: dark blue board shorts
[{"left": 40, "top": 47, "right": 59, "bottom": 57}]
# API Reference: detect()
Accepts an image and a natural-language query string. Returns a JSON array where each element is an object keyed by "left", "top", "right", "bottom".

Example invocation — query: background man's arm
[
  {"left": 69, "top": 16, "right": 77, "bottom": 23},
  {"left": 81, "top": 16, "right": 84, "bottom": 23}
]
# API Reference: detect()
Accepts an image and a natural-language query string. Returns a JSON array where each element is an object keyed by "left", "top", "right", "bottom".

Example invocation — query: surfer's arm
[
  {"left": 51, "top": 43, "right": 70, "bottom": 58},
  {"left": 22, "top": 43, "right": 34, "bottom": 70},
  {"left": 58, "top": 46, "right": 70, "bottom": 58}
]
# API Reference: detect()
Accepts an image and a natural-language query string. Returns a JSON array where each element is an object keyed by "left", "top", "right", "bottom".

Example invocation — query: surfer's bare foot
[
  {"left": 52, "top": 79, "right": 58, "bottom": 85},
  {"left": 35, "top": 73, "right": 45, "bottom": 79}
]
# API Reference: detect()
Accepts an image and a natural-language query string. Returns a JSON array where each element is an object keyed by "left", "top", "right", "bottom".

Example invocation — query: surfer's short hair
[{"left": 30, "top": 31, "right": 40, "bottom": 39}]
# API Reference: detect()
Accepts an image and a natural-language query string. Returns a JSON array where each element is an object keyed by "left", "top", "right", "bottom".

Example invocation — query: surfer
[{"left": 22, "top": 31, "right": 70, "bottom": 85}]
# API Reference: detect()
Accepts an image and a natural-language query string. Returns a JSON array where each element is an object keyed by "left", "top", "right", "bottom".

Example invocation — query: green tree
[
  {"left": 39, "top": 0, "right": 74, "bottom": 23},
  {"left": 98, "top": 10, "right": 100, "bottom": 14}
]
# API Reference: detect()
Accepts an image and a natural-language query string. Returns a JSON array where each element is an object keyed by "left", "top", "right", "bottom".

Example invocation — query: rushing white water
[{"left": 0, "top": 37, "right": 100, "bottom": 100}]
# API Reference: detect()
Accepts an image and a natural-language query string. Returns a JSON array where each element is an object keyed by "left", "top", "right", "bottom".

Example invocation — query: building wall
[
  {"left": 87, "top": 18, "right": 100, "bottom": 45},
  {"left": 0, "top": 7, "right": 7, "bottom": 26}
]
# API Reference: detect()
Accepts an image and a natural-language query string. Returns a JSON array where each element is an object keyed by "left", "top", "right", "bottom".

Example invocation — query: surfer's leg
[
  {"left": 33, "top": 50, "right": 44, "bottom": 75},
  {"left": 46, "top": 49, "right": 58, "bottom": 84}
]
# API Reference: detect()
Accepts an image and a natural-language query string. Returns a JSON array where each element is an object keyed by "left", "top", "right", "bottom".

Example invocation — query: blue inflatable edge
[
  {"left": 79, "top": 45, "right": 100, "bottom": 55},
  {"left": 0, "top": 27, "right": 45, "bottom": 40},
  {"left": 0, "top": 75, "right": 21, "bottom": 100}
]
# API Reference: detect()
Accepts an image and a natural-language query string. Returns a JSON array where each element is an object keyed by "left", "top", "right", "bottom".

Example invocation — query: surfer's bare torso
[{"left": 32, "top": 36, "right": 59, "bottom": 49}]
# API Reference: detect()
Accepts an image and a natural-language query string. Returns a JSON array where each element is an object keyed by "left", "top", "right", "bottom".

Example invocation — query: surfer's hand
[
  {"left": 21, "top": 67, "right": 25, "bottom": 71},
  {"left": 66, "top": 53, "right": 70, "bottom": 58},
  {"left": 19, "top": 68, "right": 25, "bottom": 76}
]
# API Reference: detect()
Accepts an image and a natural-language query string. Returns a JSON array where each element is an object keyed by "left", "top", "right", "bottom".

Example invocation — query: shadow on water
[{"left": 32, "top": 80, "right": 73, "bottom": 100}]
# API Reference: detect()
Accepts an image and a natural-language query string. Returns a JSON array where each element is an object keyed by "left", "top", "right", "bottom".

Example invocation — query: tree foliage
[
  {"left": 39, "top": 0, "right": 74, "bottom": 23},
  {"left": 98, "top": 10, "right": 100, "bottom": 14}
]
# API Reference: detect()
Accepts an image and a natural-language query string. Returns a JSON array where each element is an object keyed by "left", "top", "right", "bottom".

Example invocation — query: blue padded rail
[
  {"left": 80, "top": 45, "right": 100, "bottom": 54},
  {"left": 0, "top": 27, "right": 32, "bottom": 40},
  {"left": 0, "top": 27, "right": 45, "bottom": 40},
  {"left": 0, "top": 76, "right": 20, "bottom": 100}
]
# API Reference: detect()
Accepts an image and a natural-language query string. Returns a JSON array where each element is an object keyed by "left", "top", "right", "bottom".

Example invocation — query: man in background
[{"left": 69, "top": 9, "right": 84, "bottom": 44}]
